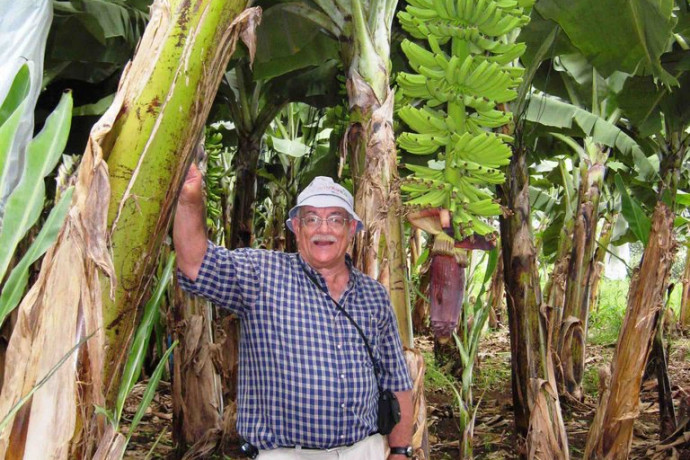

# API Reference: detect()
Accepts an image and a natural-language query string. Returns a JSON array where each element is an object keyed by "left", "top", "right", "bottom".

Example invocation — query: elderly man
[{"left": 174, "top": 164, "right": 414, "bottom": 459}]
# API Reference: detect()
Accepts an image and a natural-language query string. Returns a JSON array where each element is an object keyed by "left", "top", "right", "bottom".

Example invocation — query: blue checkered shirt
[{"left": 178, "top": 242, "right": 412, "bottom": 450}]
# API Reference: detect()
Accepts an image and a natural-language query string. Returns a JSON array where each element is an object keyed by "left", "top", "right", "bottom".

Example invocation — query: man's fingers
[
  {"left": 180, "top": 163, "right": 204, "bottom": 204},
  {"left": 186, "top": 163, "right": 202, "bottom": 183}
]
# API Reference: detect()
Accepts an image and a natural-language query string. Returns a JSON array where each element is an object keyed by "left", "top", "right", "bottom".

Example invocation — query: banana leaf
[
  {"left": 0, "top": 64, "right": 31, "bottom": 126},
  {"left": 47, "top": 0, "right": 149, "bottom": 84},
  {"left": 535, "top": 0, "right": 677, "bottom": 87},
  {"left": 0, "top": 187, "right": 74, "bottom": 327},
  {"left": 254, "top": 2, "right": 340, "bottom": 80},
  {"left": 525, "top": 93, "right": 658, "bottom": 181},
  {"left": 615, "top": 173, "right": 651, "bottom": 245},
  {"left": 0, "top": 64, "right": 31, "bottom": 223},
  {"left": 0, "top": 0, "right": 51, "bottom": 210},
  {"left": 0, "top": 90, "right": 72, "bottom": 282}
]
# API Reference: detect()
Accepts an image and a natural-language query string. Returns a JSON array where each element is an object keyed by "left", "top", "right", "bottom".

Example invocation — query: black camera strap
[{"left": 302, "top": 268, "right": 384, "bottom": 389}]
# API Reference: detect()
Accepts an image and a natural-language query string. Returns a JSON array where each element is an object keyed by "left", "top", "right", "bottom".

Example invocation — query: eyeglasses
[{"left": 300, "top": 215, "right": 349, "bottom": 230}]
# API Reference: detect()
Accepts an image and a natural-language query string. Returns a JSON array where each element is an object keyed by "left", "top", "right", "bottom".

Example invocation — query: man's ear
[{"left": 349, "top": 219, "right": 358, "bottom": 237}]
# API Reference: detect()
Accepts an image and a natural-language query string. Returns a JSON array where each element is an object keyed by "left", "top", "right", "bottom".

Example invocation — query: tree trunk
[
  {"left": 588, "top": 213, "right": 617, "bottom": 312},
  {"left": 339, "top": 0, "right": 421, "bottom": 455},
  {"left": 544, "top": 221, "right": 572, "bottom": 326},
  {"left": 680, "top": 248, "right": 690, "bottom": 327},
  {"left": 557, "top": 162, "right": 604, "bottom": 400},
  {"left": 498, "top": 146, "right": 569, "bottom": 459},
  {"left": 648, "top": 327, "right": 676, "bottom": 440},
  {"left": 229, "top": 136, "right": 260, "bottom": 249},
  {"left": 584, "top": 202, "right": 676, "bottom": 459},
  {"left": 170, "top": 282, "right": 223, "bottom": 454},
  {"left": 0, "top": 1, "right": 252, "bottom": 457}
]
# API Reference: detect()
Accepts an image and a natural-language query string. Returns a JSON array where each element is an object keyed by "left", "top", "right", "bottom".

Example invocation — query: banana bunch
[
  {"left": 396, "top": 0, "right": 533, "bottom": 239},
  {"left": 203, "top": 130, "right": 227, "bottom": 240}
]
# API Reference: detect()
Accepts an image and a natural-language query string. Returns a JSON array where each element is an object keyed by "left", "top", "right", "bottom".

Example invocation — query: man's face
[{"left": 292, "top": 206, "right": 357, "bottom": 271}]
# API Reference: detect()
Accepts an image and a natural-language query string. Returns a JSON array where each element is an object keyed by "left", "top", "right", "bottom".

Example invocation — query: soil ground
[{"left": 122, "top": 328, "right": 690, "bottom": 459}]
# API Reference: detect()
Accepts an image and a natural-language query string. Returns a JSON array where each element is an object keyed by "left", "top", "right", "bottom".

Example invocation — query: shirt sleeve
[
  {"left": 375, "top": 286, "right": 413, "bottom": 392},
  {"left": 177, "top": 241, "right": 260, "bottom": 316}
]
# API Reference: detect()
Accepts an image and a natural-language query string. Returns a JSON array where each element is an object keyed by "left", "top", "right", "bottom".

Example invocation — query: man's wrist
[{"left": 389, "top": 446, "right": 413, "bottom": 457}]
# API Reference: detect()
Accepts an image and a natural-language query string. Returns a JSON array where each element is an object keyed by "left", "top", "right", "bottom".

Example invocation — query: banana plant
[
  {"left": 585, "top": 50, "right": 690, "bottom": 460},
  {"left": 452, "top": 246, "right": 498, "bottom": 458},
  {"left": 0, "top": 1, "right": 251, "bottom": 457},
  {"left": 0, "top": 0, "right": 52, "bottom": 221}
]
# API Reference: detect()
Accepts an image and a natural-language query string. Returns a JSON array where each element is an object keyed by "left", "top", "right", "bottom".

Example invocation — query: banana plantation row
[{"left": 0, "top": 0, "right": 688, "bottom": 459}]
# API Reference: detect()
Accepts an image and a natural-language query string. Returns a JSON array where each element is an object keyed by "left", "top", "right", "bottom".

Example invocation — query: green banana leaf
[
  {"left": 269, "top": 136, "right": 311, "bottom": 158},
  {"left": 0, "top": 65, "right": 31, "bottom": 214},
  {"left": 0, "top": 187, "right": 74, "bottom": 327},
  {"left": 253, "top": 3, "right": 340, "bottom": 81},
  {"left": 0, "top": 90, "right": 72, "bottom": 282},
  {"left": 614, "top": 173, "right": 651, "bottom": 245},
  {"left": 525, "top": 93, "right": 658, "bottom": 181},
  {"left": 115, "top": 252, "right": 176, "bottom": 426},
  {"left": 677, "top": 191, "right": 690, "bottom": 207},
  {"left": 47, "top": 0, "right": 149, "bottom": 84},
  {"left": 534, "top": 0, "right": 677, "bottom": 87},
  {"left": 617, "top": 67, "right": 690, "bottom": 138},
  {"left": 0, "top": 64, "right": 31, "bottom": 126},
  {"left": 73, "top": 93, "right": 116, "bottom": 116}
]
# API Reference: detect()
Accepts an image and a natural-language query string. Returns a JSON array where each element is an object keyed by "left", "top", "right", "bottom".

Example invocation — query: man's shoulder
[{"left": 353, "top": 268, "right": 388, "bottom": 295}]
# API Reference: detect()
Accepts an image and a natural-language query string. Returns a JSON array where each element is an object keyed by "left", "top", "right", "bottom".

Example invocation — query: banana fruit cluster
[
  {"left": 204, "top": 130, "right": 227, "bottom": 240},
  {"left": 396, "top": 0, "right": 532, "bottom": 237}
]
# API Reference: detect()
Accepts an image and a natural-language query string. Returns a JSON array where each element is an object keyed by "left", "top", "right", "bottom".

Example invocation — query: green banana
[
  {"left": 397, "top": 0, "right": 531, "bottom": 240},
  {"left": 407, "top": 187, "right": 449, "bottom": 207},
  {"left": 401, "top": 40, "right": 441, "bottom": 70}
]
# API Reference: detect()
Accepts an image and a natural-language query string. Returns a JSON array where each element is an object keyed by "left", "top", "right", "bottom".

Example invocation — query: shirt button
[
  {"left": 341, "top": 403, "right": 345, "bottom": 408},
  {"left": 340, "top": 374, "right": 345, "bottom": 379},
  {"left": 337, "top": 344, "right": 342, "bottom": 349},
  {"left": 340, "top": 435, "right": 345, "bottom": 439}
]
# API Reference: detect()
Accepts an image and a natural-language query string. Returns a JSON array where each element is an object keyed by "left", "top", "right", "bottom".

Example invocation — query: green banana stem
[
  {"left": 102, "top": 0, "right": 250, "bottom": 402},
  {"left": 351, "top": 0, "right": 387, "bottom": 101}
]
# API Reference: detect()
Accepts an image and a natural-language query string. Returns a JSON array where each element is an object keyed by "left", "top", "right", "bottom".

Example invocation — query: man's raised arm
[{"left": 173, "top": 163, "right": 208, "bottom": 281}]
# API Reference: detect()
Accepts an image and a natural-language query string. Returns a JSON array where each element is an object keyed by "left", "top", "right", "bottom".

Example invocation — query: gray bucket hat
[{"left": 286, "top": 176, "right": 364, "bottom": 233}]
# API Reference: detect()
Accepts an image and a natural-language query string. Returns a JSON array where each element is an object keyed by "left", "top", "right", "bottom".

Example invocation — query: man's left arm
[{"left": 387, "top": 390, "right": 413, "bottom": 459}]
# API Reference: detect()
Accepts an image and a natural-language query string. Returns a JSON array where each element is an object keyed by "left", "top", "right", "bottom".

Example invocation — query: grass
[
  {"left": 588, "top": 274, "right": 684, "bottom": 346},
  {"left": 589, "top": 279, "right": 629, "bottom": 345},
  {"left": 422, "top": 350, "right": 459, "bottom": 393},
  {"left": 582, "top": 362, "right": 601, "bottom": 398}
]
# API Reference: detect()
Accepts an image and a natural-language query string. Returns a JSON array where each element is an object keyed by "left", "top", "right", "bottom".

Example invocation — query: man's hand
[
  {"left": 179, "top": 163, "right": 204, "bottom": 207},
  {"left": 173, "top": 163, "right": 208, "bottom": 281}
]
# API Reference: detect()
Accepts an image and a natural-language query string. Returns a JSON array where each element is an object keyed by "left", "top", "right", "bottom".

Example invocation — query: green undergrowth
[
  {"left": 589, "top": 277, "right": 683, "bottom": 346},
  {"left": 422, "top": 350, "right": 457, "bottom": 393}
]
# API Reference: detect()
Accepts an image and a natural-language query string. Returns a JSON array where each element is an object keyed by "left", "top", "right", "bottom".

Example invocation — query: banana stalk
[
  {"left": 0, "top": 1, "right": 253, "bottom": 457},
  {"left": 680, "top": 247, "right": 690, "bottom": 327},
  {"left": 100, "top": 0, "right": 255, "bottom": 403}
]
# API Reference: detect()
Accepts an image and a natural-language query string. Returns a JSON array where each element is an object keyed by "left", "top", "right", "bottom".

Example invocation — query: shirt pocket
[{"left": 343, "top": 310, "right": 378, "bottom": 363}]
